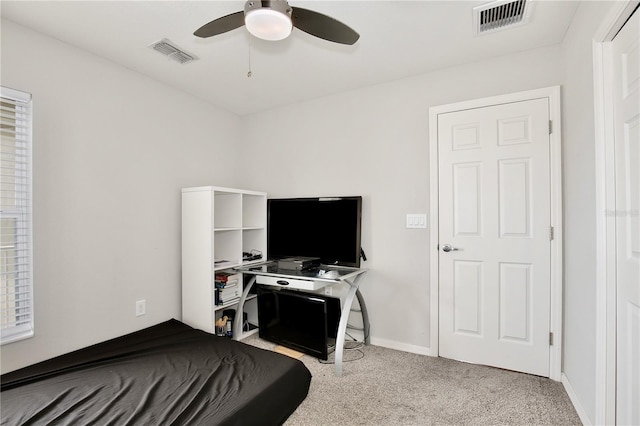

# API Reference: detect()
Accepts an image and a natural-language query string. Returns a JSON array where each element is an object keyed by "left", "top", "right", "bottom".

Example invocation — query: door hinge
[
  {"left": 549, "top": 120, "right": 553, "bottom": 134},
  {"left": 549, "top": 332, "right": 554, "bottom": 346},
  {"left": 549, "top": 226, "right": 555, "bottom": 241}
]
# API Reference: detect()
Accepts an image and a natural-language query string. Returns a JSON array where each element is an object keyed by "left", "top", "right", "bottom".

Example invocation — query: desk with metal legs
[{"left": 234, "top": 262, "right": 369, "bottom": 377}]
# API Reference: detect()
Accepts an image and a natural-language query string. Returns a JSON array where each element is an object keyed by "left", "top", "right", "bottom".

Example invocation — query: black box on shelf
[{"left": 277, "top": 257, "right": 321, "bottom": 271}]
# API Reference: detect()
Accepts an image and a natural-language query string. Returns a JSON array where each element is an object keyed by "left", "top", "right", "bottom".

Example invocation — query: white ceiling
[{"left": 1, "top": 1, "right": 580, "bottom": 116}]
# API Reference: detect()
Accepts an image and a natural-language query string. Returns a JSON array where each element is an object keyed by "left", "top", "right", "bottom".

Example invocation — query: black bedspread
[{"left": 1, "top": 319, "right": 311, "bottom": 425}]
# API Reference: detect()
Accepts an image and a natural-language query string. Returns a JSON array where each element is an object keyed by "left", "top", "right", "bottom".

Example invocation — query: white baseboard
[
  {"left": 562, "top": 373, "right": 591, "bottom": 425},
  {"left": 369, "top": 337, "right": 433, "bottom": 356}
]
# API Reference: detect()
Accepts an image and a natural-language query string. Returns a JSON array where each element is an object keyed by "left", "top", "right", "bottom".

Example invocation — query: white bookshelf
[{"left": 181, "top": 186, "right": 266, "bottom": 338}]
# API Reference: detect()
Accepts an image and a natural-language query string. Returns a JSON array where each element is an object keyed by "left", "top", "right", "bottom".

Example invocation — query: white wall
[
  {"left": 0, "top": 20, "right": 242, "bottom": 373},
  {"left": 238, "top": 45, "right": 564, "bottom": 353},
  {"left": 559, "top": 1, "right": 620, "bottom": 423},
  {"left": 0, "top": 11, "right": 616, "bottom": 423}
]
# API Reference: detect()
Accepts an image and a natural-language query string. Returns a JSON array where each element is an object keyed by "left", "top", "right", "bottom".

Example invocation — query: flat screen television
[
  {"left": 257, "top": 287, "right": 341, "bottom": 360},
  {"left": 267, "top": 196, "right": 362, "bottom": 267}
]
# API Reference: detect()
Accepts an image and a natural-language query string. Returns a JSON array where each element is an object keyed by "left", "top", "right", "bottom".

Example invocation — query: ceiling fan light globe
[{"left": 245, "top": 9, "right": 292, "bottom": 41}]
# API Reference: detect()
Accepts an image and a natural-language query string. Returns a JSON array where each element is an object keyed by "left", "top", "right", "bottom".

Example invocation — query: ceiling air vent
[
  {"left": 149, "top": 39, "right": 198, "bottom": 65},
  {"left": 473, "top": 0, "right": 531, "bottom": 36}
]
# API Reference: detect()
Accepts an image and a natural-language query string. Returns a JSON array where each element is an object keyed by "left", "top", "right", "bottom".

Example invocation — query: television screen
[
  {"left": 257, "top": 287, "right": 341, "bottom": 360},
  {"left": 267, "top": 196, "right": 362, "bottom": 267}
]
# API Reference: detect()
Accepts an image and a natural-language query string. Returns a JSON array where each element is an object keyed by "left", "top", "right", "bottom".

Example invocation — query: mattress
[{"left": 1, "top": 319, "right": 311, "bottom": 425}]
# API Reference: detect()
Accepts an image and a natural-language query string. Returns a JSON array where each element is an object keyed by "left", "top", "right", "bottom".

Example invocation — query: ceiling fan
[{"left": 194, "top": 0, "right": 360, "bottom": 45}]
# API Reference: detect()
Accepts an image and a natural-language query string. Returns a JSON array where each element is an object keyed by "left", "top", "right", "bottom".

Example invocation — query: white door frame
[
  {"left": 428, "top": 86, "right": 563, "bottom": 381},
  {"left": 593, "top": 2, "right": 639, "bottom": 424}
]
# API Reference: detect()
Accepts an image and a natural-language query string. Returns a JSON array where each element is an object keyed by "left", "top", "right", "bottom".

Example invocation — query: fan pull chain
[{"left": 247, "top": 42, "right": 252, "bottom": 78}]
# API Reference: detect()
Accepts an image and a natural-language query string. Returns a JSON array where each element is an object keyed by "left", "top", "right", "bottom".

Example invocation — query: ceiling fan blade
[
  {"left": 194, "top": 11, "right": 245, "bottom": 38},
  {"left": 291, "top": 7, "right": 359, "bottom": 45}
]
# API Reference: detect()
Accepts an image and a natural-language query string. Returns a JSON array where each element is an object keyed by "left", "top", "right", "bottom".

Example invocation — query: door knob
[{"left": 442, "top": 244, "right": 459, "bottom": 252}]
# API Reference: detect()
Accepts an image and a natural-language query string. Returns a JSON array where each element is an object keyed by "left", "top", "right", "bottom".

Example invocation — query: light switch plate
[{"left": 406, "top": 213, "right": 427, "bottom": 229}]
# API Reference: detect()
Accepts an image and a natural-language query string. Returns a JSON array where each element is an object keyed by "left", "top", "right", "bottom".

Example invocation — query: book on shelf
[
  {"left": 215, "top": 271, "right": 241, "bottom": 282},
  {"left": 215, "top": 286, "right": 242, "bottom": 306},
  {"left": 215, "top": 279, "right": 238, "bottom": 289},
  {"left": 215, "top": 271, "right": 234, "bottom": 281},
  {"left": 215, "top": 294, "right": 240, "bottom": 306},
  {"left": 215, "top": 272, "right": 241, "bottom": 289},
  {"left": 219, "top": 286, "right": 241, "bottom": 298}
]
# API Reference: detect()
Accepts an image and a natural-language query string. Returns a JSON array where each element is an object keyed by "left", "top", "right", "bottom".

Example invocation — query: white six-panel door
[
  {"left": 437, "top": 98, "right": 551, "bottom": 377},
  {"left": 612, "top": 10, "right": 640, "bottom": 425}
]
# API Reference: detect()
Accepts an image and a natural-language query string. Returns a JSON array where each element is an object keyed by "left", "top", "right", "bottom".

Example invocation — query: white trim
[
  {"left": 594, "top": 1, "right": 639, "bottom": 42},
  {"left": 428, "top": 86, "right": 563, "bottom": 381},
  {"left": 593, "top": 37, "right": 618, "bottom": 426},
  {"left": 428, "top": 106, "right": 440, "bottom": 359},
  {"left": 370, "top": 337, "right": 432, "bottom": 357},
  {"left": 562, "top": 373, "right": 593, "bottom": 426},
  {"left": 592, "top": 2, "right": 638, "bottom": 424},
  {"left": 547, "top": 85, "right": 563, "bottom": 382}
]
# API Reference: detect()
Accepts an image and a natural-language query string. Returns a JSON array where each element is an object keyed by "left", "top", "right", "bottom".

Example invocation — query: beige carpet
[{"left": 243, "top": 335, "right": 582, "bottom": 425}]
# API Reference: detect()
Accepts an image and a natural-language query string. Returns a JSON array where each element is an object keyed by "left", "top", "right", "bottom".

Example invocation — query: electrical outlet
[{"left": 135, "top": 299, "right": 146, "bottom": 317}]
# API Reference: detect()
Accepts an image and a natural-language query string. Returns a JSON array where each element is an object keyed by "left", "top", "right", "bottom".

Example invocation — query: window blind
[{"left": 0, "top": 86, "right": 33, "bottom": 344}]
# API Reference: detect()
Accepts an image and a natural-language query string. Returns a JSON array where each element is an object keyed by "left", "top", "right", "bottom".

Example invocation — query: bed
[{"left": 1, "top": 319, "right": 311, "bottom": 425}]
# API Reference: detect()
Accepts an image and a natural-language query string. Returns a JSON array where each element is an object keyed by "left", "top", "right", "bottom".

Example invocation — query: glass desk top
[{"left": 235, "top": 261, "right": 365, "bottom": 283}]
